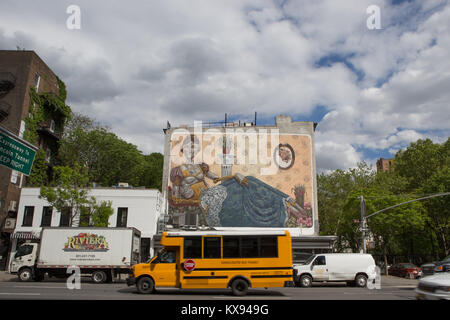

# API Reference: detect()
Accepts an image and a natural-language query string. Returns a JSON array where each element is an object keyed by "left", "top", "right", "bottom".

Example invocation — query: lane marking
[
  {"left": 13, "top": 286, "right": 67, "bottom": 289},
  {"left": 0, "top": 292, "right": 41, "bottom": 296}
]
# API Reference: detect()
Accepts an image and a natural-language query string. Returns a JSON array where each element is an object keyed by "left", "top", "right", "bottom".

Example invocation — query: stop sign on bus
[{"left": 184, "top": 259, "right": 196, "bottom": 271}]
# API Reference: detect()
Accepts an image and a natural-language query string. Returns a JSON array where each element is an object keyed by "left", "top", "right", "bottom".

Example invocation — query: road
[{"left": 0, "top": 275, "right": 418, "bottom": 300}]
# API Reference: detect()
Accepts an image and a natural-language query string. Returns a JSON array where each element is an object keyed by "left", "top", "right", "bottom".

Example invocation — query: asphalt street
[{"left": 0, "top": 273, "right": 418, "bottom": 300}]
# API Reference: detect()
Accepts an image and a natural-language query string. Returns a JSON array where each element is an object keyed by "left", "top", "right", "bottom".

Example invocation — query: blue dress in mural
[{"left": 200, "top": 175, "right": 289, "bottom": 227}]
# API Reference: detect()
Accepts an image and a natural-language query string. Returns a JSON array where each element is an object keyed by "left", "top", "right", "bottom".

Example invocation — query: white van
[{"left": 293, "top": 253, "right": 377, "bottom": 287}]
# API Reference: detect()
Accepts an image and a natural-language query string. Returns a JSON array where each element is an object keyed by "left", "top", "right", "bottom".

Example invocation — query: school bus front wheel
[{"left": 136, "top": 276, "right": 155, "bottom": 294}]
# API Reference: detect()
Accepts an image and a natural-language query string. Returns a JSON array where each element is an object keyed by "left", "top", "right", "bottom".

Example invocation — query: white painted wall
[{"left": 14, "top": 187, "right": 162, "bottom": 239}]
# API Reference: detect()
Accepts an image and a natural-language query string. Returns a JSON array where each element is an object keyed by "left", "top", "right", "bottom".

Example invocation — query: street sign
[{"left": 0, "top": 126, "right": 37, "bottom": 176}]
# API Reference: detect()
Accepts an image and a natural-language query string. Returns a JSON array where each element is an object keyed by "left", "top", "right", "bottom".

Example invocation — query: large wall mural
[{"left": 166, "top": 129, "right": 315, "bottom": 231}]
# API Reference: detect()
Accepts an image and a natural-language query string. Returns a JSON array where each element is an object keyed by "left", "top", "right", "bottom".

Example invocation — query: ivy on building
[{"left": 25, "top": 77, "right": 72, "bottom": 186}]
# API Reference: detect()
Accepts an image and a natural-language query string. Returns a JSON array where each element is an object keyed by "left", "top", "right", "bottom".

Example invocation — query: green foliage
[
  {"left": 318, "top": 137, "right": 449, "bottom": 261},
  {"left": 39, "top": 164, "right": 113, "bottom": 227},
  {"left": 318, "top": 162, "right": 375, "bottom": 239},
  {"left": 27, "top": 149, "right": 49, "bottom": 187},
  {"left": 58, "top": 113, "right": 163, "bottom": 189},
  {"left": 140, "top": 153, "right": 164, "bottom": 190},
  {"left": 79, "top": 199, "right": 114, "bottom": 227},
  {"left": 394, "top": 138, "right": 446, "bottom": 190},
  {"left": 23, "top": 79, "right": 71, "bottom": 146}
]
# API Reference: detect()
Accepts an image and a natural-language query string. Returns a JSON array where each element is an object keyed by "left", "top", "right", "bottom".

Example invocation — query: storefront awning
[{"left": 11, "top": 232, "right": 40, "bottom": 240}]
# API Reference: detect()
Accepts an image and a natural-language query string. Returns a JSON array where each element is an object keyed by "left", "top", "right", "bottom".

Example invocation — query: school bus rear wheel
[
  {"left": 231, "top": 278, "right": 249, "bottom": 296},
  {"left": 137, "top": 276, "right": 155, "bottom": 294}
]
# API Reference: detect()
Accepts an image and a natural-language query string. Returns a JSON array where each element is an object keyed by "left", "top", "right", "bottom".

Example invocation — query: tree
[
  {"left": 39, "top": 164, "right": 113, "bottom": 226},
  {"left": 421, "top": 167, "right": 450, "bottom": 256},
  {"left": 58, "top": 113, "right": 155, "bottom": 188},
  {"left": 318, "top": 162, "right": 375, "bottom": 242},
  {"left": 140, "top": 153, "right": 164, "bottom": 190},
  {"left": 394, "top": 138, "right": 447, "bottom": 191}
]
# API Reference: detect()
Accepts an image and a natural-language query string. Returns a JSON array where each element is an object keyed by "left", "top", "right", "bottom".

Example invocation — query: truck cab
[{"left": 9, "top": 243, "right": 39, "bottom": 281}]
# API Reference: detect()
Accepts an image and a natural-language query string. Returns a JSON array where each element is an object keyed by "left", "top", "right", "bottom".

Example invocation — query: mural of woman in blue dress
[{"left": 199, "top": 173, "right": 308, "bottom": 228}]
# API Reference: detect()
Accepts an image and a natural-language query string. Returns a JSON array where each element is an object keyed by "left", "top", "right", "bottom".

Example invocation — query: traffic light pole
[
  {"left": 360, "top": 192, "right": 450, "bottom": 254},
  {"left": 359, "top": 196, "right": 367, "bottom": 254}
]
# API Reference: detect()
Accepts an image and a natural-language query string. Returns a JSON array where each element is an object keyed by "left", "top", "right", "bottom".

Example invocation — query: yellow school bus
[{"left": 127, "top": 230, "right": 293, "bottom": 296}]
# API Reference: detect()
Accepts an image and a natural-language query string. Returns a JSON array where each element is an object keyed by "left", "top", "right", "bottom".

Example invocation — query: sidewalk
[{"left": 0, "top": 271, "right": 16, "bottom": 282}]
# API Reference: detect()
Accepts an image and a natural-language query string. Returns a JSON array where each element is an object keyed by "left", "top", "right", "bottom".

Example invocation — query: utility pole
[{"left": 359, "top": 196, "right": 367, "bottom": 254}]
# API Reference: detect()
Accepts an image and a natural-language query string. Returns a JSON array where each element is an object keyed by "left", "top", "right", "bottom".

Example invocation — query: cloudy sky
[{"left": 1, "top": 0, "right": 449, "bottom": 172}]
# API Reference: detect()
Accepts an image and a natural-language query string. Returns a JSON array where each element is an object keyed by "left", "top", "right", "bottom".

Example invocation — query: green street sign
[{"left": 0, "top": 127, "right": 37, "bottom": 176}]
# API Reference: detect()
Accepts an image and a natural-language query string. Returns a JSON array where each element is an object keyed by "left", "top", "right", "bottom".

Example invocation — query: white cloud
[{"left": 0, "top": 0, "right": 448, "bottom": 172}]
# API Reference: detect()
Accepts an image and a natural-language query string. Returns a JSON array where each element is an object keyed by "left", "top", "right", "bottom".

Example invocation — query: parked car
[
  {"left": 421, "top": 255, "right": 450, "bottom": 277},
  {"left": 388, "top": 263, "right": 421, "bottom": 279},
  {"left": 416, "top": 273, "right": 450, "bottom": 300}
]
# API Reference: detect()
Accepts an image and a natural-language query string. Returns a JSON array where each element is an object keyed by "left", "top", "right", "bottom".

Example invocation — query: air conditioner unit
[
  {"left": 8, "top": 200, "right": 17, "bottom": 212},
  {"left": 4, "top": 218, "right": 16, "bottom": 230}
]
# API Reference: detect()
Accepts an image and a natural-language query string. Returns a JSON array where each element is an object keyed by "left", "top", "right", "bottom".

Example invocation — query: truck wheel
[
  {"left": 231, "top": 278, "right": 248, "bottom": 296},
  {"left": 18, "top": 268, "right": 33, "bottom": 282},
  {"left": 355, "top": 274, "right": 368, "bottom": 287},
  {"left": 137, "top": 277, "right": 155, "bottom": 294},
  {"left": 92, "top": 271, "right": 107, "bottom": 284},
  {"left": 299, "top": 274, "right": 312, "bottom": 287}
]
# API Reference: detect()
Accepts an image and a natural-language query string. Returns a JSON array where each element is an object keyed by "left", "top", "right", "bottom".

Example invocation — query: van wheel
[
  {"left": 92, "top": 271, "right": 107, "bottom": 284},
  {"left": 355, "top": 274, "right": 368, "bottom": 287},
  {"left": 137, "top": 277, "right": 155, "bottom": 294},
  {"left": 299, "top": 274, "right": 313, "bottom": 287},
  {"left": 18, "top": 268, "right": 33, "bottom": 282},
  {"left": 231, "top": 279, "right": 248, "bottom": 296}
]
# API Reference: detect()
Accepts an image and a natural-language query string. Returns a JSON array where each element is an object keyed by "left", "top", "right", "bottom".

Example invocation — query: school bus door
[{"left": 150, "top": 248, "right": 179, "bottom": 287}]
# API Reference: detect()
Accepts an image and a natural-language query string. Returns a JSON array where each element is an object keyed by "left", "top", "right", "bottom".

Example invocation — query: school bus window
[
  {"left": 223, "top": 237, "right": 240, "bottom": 258},
  {"left": 159, "top": 250, "right": 177, "bottom": 263},
  {"left": 184, "top": 237, "right": 202, "bottom": 258},
  {"left": 203, "top": 237, "right": 221, "bottom": 258},
  {"left": 260, "top": 237, "right": 278, "bottom": 257},
  {"left": 241, "top": 237, "right": 259, "bottom": 258}
]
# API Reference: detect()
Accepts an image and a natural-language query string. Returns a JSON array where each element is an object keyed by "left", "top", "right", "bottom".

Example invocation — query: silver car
[{"left": 416, "top": 273, "right": 450, "bottom": 300}]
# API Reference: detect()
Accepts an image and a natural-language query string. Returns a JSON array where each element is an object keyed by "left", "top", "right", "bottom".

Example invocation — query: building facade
[
  {"left": 160, "top": 115, "right": 336, "bottom": 262},
  {"left": 8, "top": 187, "right": 162, "bottom": 270},
  {"left": 376, "top": 158, "right": 395, "bottom": 172},
  {"left": 0, "top": 51, "right": 68, "bottom": 269}
]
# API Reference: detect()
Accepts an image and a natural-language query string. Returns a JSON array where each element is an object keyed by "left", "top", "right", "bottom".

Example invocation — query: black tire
[
  {"left": 299, "top": 274, "right": 313, "bottom": 287},
  {"left": 18, "top": 268, "right": 33, "bottom": 282},
  {"left": 137, "top": 277, "right": 155, "bottom": 294},
  {"left": 92, "top": 270, "right": 108, "bottom": 284},
  {"left": 355, "top": 274, "right": 368, "bottom": 287},
  {"left": 231, "top": 278, "right": 249, "bottom": 296}
]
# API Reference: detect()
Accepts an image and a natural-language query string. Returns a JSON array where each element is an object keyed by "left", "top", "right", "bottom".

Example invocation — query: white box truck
[
  {"left": 9, "top": 227, "right": 141, "bottom": 283},
  {"left": 293, "top": 253, "right": 377, "bottom": 287}
]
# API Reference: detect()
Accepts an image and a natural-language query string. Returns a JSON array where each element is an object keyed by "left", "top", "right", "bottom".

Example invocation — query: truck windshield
[{"left": 15, "top": 245, "right": 33, "bottom": 258}]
